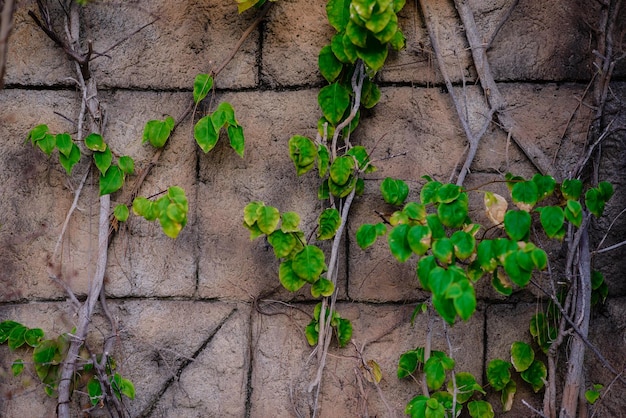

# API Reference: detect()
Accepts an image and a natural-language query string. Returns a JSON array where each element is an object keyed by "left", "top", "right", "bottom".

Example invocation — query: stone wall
[{"left": 1, "top": 0, "right": 625, "bottom": 417}]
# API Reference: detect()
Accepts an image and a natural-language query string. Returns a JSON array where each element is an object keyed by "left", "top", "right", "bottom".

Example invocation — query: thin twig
[{"left": 486, "top": 0, "right": 520, "bottom": 49}]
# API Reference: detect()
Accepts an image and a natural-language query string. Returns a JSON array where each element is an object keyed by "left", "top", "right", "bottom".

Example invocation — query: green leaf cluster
[
  {"left": 132, "top": 186, "right": 189, "bottom": 238},
  {"left": 325, "top": 0, "right": 405, "bottom": 73},
  {"left": 399, "top": 348, "right": 486, "bottom": 417},
  {"left": 2, "top": 320, "right": 136, "bottom": 402},
  {"left": 243, "top": 202, "right": 334, "bottom": 294},
  {"left": 28, "top": 125, "right": 134, "bottom": 196},
  {"left": 27, "top": 125, "right": 80, "bottom": 175},
  {"left": 194, "top": 100, "right": 245, "bottom": 157},
  {"left": 305, "top": 303, "right": 353, "bottom": 348},
  {"left": 487, "top": 341, "right": 546, "bottom": 411}
]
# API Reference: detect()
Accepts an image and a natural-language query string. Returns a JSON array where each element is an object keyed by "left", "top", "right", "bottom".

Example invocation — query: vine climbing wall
[{"left": 0, "top": 0, "right": 624, "bottom": 416}]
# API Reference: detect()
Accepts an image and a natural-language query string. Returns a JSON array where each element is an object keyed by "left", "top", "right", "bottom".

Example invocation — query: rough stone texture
[{"left": 1, "top": 0, "right": 625, "bottom": 417}]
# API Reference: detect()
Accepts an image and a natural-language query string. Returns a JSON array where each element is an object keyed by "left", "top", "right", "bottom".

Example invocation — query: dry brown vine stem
[
  {"left": 452, "top": 0, "right": 557, "bottom": 180},
  {"left": 418, "top": 0, "right": 494, "bottom": 187},
  {"left": 0, "top": 0, "right": 15, "bottom": 88}
]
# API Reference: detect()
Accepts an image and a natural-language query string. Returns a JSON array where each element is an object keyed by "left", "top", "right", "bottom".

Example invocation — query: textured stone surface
[
  {"left": 1, "top": 0, "right": 625, "bottom": 417},
  {"left": 249, "top": 302, "right": 484, "bottom": 417}
]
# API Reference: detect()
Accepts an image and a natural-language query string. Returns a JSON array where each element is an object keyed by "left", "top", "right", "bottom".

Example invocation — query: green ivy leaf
[
  {"left": 360, "top": 78, "right": 381, "bottom": 108},
  {"left": 477, "top": 240, "right": 497, "bottom": 272},
  {"left": 503, "top": 252, "right": 531, "bottom": 287},
  {"left": 451, "top": 280, "right": 476, "bottom": 321},
  {"left": 330, "top": 156, "right": 355, "bottom": 186},
  {"left": 8, "top": 325, "right": 27, "bottom": 350},
  {"left": 317, "top": 144, "right": 330, "bottom": 177},
  {"left": 406, "top": 225, "right": 431, "bottom": 256},
  {"left": 289, "top": 135, "right": 318, "bottom": 176},
  {"left": 133, "top": 197, "right": 157, "bottom": 221},
  {"left": 487, "top": 359, "right": 511, "bottom": 391},
  {"left": 55, "top": 133, "right": 73, "bottom": 157},
  {"left": 500, "top": 380, "right": 517, "bottom": 412},
  {"left": 380, "top": 177, "right": 409, "bottom": 205},
  {"left": 468, "top": 400, "right": 494, "bottom": 418},
  {"left": 318, "top": 82, "right": 351, "bottom": 126},
  {"left": 194, "top": 115, "right": 219, "bottom": 153},
  {"left": 398, "top": 350, "right": 421, "bottom": 378},
  {"left": 278, "top": 211, "right": 300, "bottom": 233},
  {"left": 24, "top": 328, "right": 44, "bottom": 347},
  {"left": 118, "top": 377, "right": 135, "bottom": 400},
  {"left": 318, "top": 208, "right": 341, "bottom": 240},
  {"left": 279, "top": 260, "right": 307, "bottom": 292},
  {"left": 402, "top": 202, "right": 426, "bottom": 221},
  {"left": 27, "top": 124, "right": 49, "bottom": 144},
  {"left": 330, "top": 33, "right": 351, "bottom": 64},
  {"left": 450, "top": 230, "right": 475, "bottom": 260},
  {"left": 352, "top": 0, "right": 376, "bottom": 19},
  {"left": 437, "top": 193, "right": 468, "bottom": 228},
  {"left": 99, "top": 165, "right": 124, "bottom": 196},
  {"left": 405, "top": 395, "right": 429, "bottom": 418},
  {"left": 193, "top": 73, "right": 213, "bottom": 104},
  {"left": 346, "top": 19, "right": 369, "bottom": 48},
  {"left": 326, "top": 0, "right": 351, "bottom": 32},
  {"left": 564, "top": 200, "right": 583, "bottom": 227},
  {"left": 598, "top": 181, "right": 614, "bottom": 201},
  {"left": 93, "top": 147, "right": 112, "bottom": 175},
  {"left": 511, "top": 181, "right": 538, "bottom": 211},
  {"left": 520, "top": 359, "right": 547, "bottom": 392},
  {"left": 117, "top": 155, "right": 134, "bottom": 175},
  {"left": 11, "top": 359, "right": 24, "bottom": 376},
  {"left": 226, "top": 124, "right": 245, "bottom": 158},
  {"left": 491, "top": 269, "right": 513, "bottom": 296},
  {"left": 504, "top": 210, "right": 531, "bottom": 241},
  {"left": 346, "top": 145, "right": 373, "bottom": 172},
  {"left": 114, "top": 204, "right": 130, "bottom": 222},
  {"left": 335, "top": 317, "right": 352, "bottom": 347},
  {"left": 432, "top": 238, "right": 454, "bottom": 265},
  {"left": 305, "top": 320, "right": 319, "bottom": 346},
  {"left": 311, "top": 278, "right": 335, "bottom": 298},
  {"left": 537, "top": 206, "right": 565, "bottom": 238},
  {"left": 292, "top": 245, "right": 326, "bottom": 283},
  {"left": 88, "top": 377, "right": 102, "bottom": 405},
  {"left": 319, "top": 45, "right": 343, "bottom": 82},
  {"left": 356, "top": 222, "right": 386, "bottom": 249},
  {"left": 436, "top": 184, "right": 462, "bottom": 203},
  {"left": 561, "top": 178, "right": 582, "bottom": 200},
  {"left": 510, "top": 341, "right": 534, "bottom": 372},
  {"left": 58, "top": 143, "right": 81, "bottom": 175},
  {"left": 429, "top": 266, "right": 453, "bottom": 297},
  {"left": 585, "top": 386, "right": 602, "bottom": 405},
  {"left": 424, "top": 352, "right": 454, "bottom": 390},
  {"left": 449, "top": 372, "right": 485, "bottom": 404},
  {"left": 388, "top": 224, "right": 412, "bottom": 262},
  {"left": 83, "top": 132, "right": 106, "bottom": 152},
  {"left": 243, "top": 201, "right": 263, "bottom": 227},
  {"left": 36, "top": 134, "right": 57, "bottom": 156},
  {"left": 329, "top": 175, "right": 357, "bottom": 198},
  {"left": 532, "top": 174, "right": 556, "bottom": 201},
  {"left": 143, "top": 117, "right": 174, "bottom": 148},
  {"left": 356, "top": 36, "right": 389, "bottom": 71},
  {"left": 268, "top": 230, "right": 296, "bottom": 258},
  {"left": 0, "top": 321, "right": 21, "bottom": 344},
  {"left": 373, "top": 10, "right": 399, "bottom": 44},
  {"left": 256, "top": 205, "right": 280, "bottom": 235}
]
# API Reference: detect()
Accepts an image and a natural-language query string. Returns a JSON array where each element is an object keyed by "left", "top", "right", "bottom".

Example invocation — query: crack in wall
[{"left": 137, "top": 307, "right": 238, "bottom": 418}]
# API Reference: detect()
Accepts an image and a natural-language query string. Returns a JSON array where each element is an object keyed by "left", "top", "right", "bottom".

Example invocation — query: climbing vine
[{"left": 357, "top": 174, "right": 612, "bottom": 416}]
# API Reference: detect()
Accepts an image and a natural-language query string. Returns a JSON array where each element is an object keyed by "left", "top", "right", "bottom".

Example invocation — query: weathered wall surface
[{"left": 1, "top": 0, "right": 625, "bottom": 417}]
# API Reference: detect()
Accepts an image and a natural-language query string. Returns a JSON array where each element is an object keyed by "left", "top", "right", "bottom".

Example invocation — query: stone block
[
  {"left": 5, "top": 0, "right": 259, "bottom": 89},
  {"left": 261, "top": 0, "right": 333, "bottom": 87},
  {"left": 249, "top": 302, "right": 484, "bottom": 417},
  {"left": 0, "top": 300, "right": 246, "bottom": 417}
]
